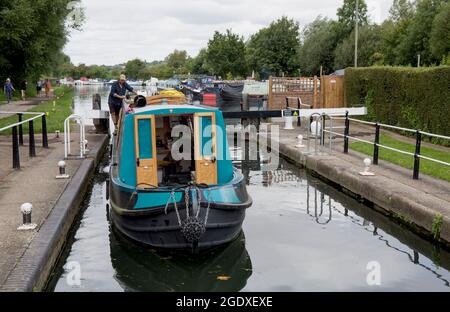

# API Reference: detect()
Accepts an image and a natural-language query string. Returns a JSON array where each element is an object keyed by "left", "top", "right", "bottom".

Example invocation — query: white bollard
[
  {"left": 284, "top": 115, "right": 294, "bottom": 130},
  {"left": 295, "top": 135, "right": 306, "bottom": 148},
  {"left": 359, "top": 158, "right": 375, "bottom": 176},
  {"left": 17, "top": 203, "right": 37, "bottom": 231},
  {"left": 56, "top": 160, "right": 70, "bottom": 179},
  {"left": 84, "top": 139, "right": 90, "bottom": 153}
]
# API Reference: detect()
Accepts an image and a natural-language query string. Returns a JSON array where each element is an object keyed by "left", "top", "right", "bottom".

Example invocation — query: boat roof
[{"left": 133, "top": 104, "right": 219, "bottom": 115}]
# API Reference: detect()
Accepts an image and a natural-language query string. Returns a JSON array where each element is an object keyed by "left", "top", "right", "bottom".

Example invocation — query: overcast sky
[{"left": 64, "top": 0, "right": 394, "bottom": 66}]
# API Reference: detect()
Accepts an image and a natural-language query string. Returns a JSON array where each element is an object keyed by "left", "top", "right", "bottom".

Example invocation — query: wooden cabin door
[
  {"left": 134, "top": 115, "right": 158, "bottom": 188},
  {"left": 194, "top": 112, "right": 218, "bottom": 185}
]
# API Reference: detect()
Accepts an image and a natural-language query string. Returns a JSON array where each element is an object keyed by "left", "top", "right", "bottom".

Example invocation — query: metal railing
[
  {"left": 322, "top": 112, "right": 450, "bottom": 180},
  {"left": 0, "top": 111, "right": 49, "bottom": 169}
]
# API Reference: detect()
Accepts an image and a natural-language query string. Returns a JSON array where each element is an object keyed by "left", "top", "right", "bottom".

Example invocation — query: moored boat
[{"left": 108, "top": 93, "right": 252, "bottom": 252}]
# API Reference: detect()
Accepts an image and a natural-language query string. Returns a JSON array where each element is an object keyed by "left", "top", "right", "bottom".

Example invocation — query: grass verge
[
  {"left": 350, "top": 134, "right": 450, "bottom": 183},
  {"left": 0, "top": 86, "right": 73, "bottom": 134}
]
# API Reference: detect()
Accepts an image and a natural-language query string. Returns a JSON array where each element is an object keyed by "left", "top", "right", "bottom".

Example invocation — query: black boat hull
[
  {"left": 108, "top": 170, "right": 252, "bottom": 251},
  {"left": 109, "top": 205, "right": 246, "bottom": 250}
]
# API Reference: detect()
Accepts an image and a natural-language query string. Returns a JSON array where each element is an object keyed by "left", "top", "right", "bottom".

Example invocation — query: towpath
[{"left": 0, "top": 127, "right": 108, "bottom": 291}]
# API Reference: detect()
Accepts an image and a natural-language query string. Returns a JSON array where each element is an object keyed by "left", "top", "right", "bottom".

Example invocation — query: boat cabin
[{"left": 114, "top": 104, "right": 233, "bottom": 189}]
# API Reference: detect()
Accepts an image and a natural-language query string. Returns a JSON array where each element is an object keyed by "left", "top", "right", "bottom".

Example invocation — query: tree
[
  {"left": 165, "top": 50, "right": 189, "bottom": 73},
  {"left": 247, "top": 16, "right": 301, "bottom": 78},
  {"left": 205, "top": 29, "right": 247, "bottom": 78},
  {"left": 430, "top": 1, "right": 450, "bottom": 61},
  {"left": 334, "top": 24, "right": 385, "bottom": 68},
  {"left": 389, "top": 0, "right": 414, "bottom": 22},
  {"left": 125, "top": 59, "right": 146, "bottom": 79},
  {"left": 0, "top": 0, "right": 85, "bottom": 83},
  {"left": 298, "top": 17, "right": 340, "bottom": 75},
  {"left": 395, "top": 0, "right": 446, "bottom": 65},
  {"left": 336, "top": 0, "right": 368, "bottom": 40},
  {"left": 189, "top": 49, "right": 211, "bottom": 75}
]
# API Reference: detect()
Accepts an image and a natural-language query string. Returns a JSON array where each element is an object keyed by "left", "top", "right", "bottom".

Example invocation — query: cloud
[{"left": 64, "top": 0, "right": 393, "bottom": 65}]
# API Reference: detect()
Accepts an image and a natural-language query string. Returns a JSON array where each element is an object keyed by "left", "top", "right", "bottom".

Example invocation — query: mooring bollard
[
  {"left": 359, "top": 158, "right": 375, "bottom": 176},
  {"left": 56, "top": 160, "right": 70, "bottom": 179},
  {"left": 17, "top": 203, "right": 37, "bottom": 231},
  {"left": 84, "top": 139, "right": 90, "bottom": 153},
  {"left": 295, "top": 135, "right": 306, "bottom": 148},
  {"left": 56, "top": 130, "right": 60, "bottom": 139}
]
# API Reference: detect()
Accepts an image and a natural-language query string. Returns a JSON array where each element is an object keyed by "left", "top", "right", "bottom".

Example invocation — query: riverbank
[
  {"left": 259, "top": 122, "right": 450, "bottom": 246},
  {"left": 0, "top": 127, "right": 108, "bottom": 292}
]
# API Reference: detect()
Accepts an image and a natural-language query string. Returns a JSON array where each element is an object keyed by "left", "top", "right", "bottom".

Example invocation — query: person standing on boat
[{"left": 108, "top": 74, "right": 136, "bottom": 125}]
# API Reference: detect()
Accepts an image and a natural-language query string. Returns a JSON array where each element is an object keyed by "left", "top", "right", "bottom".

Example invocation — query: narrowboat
[{"left": 108, "top": 93, "right": 252, "bottom": 251}]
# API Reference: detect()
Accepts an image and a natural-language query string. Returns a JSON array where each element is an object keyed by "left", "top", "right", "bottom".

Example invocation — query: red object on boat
[{"left": 203, "top": 93, "right": 217, "bottom": 107}]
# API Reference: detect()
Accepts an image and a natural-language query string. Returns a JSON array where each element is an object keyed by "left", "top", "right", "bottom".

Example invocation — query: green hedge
[{"left": 346, "top": 66, "right": 450, "bottom": 137}]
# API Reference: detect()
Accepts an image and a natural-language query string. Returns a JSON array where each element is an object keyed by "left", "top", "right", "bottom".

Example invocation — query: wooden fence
[{"left": 268, "top": 75, "right": 345, "bottom": 110}]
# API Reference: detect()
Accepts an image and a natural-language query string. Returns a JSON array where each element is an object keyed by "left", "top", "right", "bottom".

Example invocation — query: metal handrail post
[
  {"left": 329, "top": 116, "right": 333, "bottom": 153},
  {"left": 344, "top": 111, "right": 350, "bottom": 154},
  {"left": 18, "top": 113, "right": 24, "bottom": 146},
  {"left": 413, "top": 130, "right": 422, "bottom": 180},
  {"left": 321, "top": 113, "right": 326, "bottom": 146},
  {"left": 42, "top": 115, "right": 48, "bottom": 148},
  {"left": 12, "top": 126, "right": 20, "bottom": 169},
  {"left": 29, "top": 120, "right": 36, "bottom": 157},
  {"left": 373, "top": 122, "right": 380, "bottom": 165}
]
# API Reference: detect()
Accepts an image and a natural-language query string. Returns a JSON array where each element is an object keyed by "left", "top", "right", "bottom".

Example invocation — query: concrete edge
[
  {"left": 0, "top": 134, "right": 109, "bottom": 292},
  {"left": 260, "top": 133, "right": 450, "bottom": 245}
]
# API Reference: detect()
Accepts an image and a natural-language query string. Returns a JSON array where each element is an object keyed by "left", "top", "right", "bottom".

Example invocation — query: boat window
[
  {"left": 138, "top": 119, "right": 153, "bottom": 159},
  {"left": 200, "top": 116, "right": 214, "bottom": 157}
]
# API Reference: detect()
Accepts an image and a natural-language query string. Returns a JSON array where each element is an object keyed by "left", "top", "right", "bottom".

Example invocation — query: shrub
[{"left": 346, "top": 66, "right": 450, "bottom": 138}]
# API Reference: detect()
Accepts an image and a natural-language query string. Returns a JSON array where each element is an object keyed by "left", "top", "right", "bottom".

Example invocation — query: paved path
[
  {"left": 0, "top": 97, "right": 54, "bottom": 119},
  {"left": 0, "top": 128, "right": 106, "bottom": 288}
]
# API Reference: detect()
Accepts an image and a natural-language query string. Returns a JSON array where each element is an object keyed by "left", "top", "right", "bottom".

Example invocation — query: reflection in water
[{"left": 109, "top": 230, "right": 252, "bottom": 292}]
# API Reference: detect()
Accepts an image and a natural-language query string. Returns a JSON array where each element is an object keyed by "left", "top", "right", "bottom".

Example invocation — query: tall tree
[
  {"left": 125, "top": 59, "right": 146, "bottom": 79},
  {"left": 298, "top": 17, "right": 340, "bottom": 75},
  {"left": 334, "top": 24, "right": 385, "bottom": 68},
  {"left": 247, "top": 16, "right": 301, "bottom": 78},
  {"left": 165, "top": 50, "right": 190, "bottom": 73},
  {"left": 389, "top": 0, "right": 415, "bottom": 22},
  {"left": 0, "top": 0, "right": 84, "bottom": 83},
  {"left": 430, "top": 1, "right": 450, "bottom": 61},
  {"left": 336, "top": 0, "right": 368, "bottom": 40},
  {"left": 395, "top": 0, "right": 446, "bottom": 65},
  {"left": 205, "top": 29, "right": 247, "bottom": 78}
]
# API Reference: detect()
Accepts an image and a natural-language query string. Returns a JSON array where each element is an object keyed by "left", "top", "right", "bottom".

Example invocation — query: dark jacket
[{"left": 108, "top": 81, "right": 134, "bottom": 107}]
